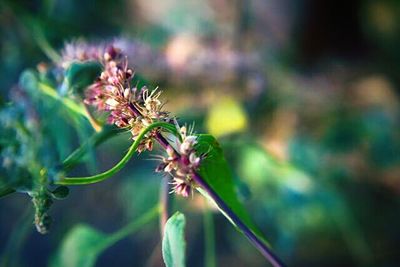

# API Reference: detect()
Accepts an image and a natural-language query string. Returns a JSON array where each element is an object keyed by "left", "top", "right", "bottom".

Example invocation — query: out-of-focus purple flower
[{"left": 60, "top": 40, "right": 107, "bottom": 68}]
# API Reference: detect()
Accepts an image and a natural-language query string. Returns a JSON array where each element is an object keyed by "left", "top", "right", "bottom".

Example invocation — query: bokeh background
[{"left": 1, "top": 0, "right": 400, "bottom": 266}]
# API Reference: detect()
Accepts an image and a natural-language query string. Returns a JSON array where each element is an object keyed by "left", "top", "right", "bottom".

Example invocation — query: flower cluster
[
  {"left": 156, "top": 126, "right": 202, "bottom": 197},
  {"left": 65, "top": 41, "right": 203, "bottom": 196},
  {"left": 84, "top": 45, "right": 170, "bottom": 152}
]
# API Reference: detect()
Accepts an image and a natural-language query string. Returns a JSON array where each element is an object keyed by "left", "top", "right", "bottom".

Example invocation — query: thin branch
[
  {"left": 102, "top": 204, "right": 160, "bottom": 250},
  {"left": 61, "top": 125, "right": 122, "bottom": 171},
  {"left": 56, "top": 122, "right": 178, "bottom": 185}
]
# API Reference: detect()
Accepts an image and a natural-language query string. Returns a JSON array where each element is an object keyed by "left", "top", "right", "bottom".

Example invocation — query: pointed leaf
[{"left": 195, "top": 134, "right": 268, "bottom": 244}]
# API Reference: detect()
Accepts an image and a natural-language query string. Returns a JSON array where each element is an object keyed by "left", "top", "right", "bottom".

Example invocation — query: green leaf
[
  {"left": 162, "top": 212, "right": 186, "bottom": 267},
  {"left": 50, "top": 224, "right": 107, "bottom": 267},
  {"left": 195, "top": 134, "right": 268, "bottom": 244},
  {"left": 64, "top": 61, "right": 102, "bottom": 94}
]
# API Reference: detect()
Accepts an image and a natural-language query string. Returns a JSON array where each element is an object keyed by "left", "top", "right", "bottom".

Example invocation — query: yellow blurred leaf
[{"left": 206, "top": 97, "right": 248, "bottom": 137}]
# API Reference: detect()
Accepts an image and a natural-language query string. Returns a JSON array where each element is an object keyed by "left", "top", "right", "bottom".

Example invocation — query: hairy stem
[{"left": 155, "top": 132, "right": 170, "bottom": 150}]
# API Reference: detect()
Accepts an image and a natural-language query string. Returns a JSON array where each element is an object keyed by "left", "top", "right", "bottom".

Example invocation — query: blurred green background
[{"left": 1, "top": 0, "right": 400, "bottom": 266}]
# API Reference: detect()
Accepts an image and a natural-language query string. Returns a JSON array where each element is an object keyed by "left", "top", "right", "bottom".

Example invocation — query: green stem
[
  {"left": 203, "top": 209, "right": 216, "bottom": 267},
  {"left": 33, "top": 24, "right": 61, "bottom": 63},
  {"left": 61, "top": 125, "right": 121, "bottom": 172},
  {"left": 56, "top": 122, "right": 178, "bottom": 185},
  {"left": 37, "top": 82, "right": 91, "bottom": 119},
  {"left": 101, "top": 205, "right": 160, "bottom": 250}
]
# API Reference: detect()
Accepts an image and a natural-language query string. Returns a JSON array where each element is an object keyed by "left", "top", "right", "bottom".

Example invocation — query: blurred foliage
[
  {"left": 1, "top": 0, "right": 400, "bottom": 267},
  {"left": 206, "top": 97, "right": 248, "bottom": 138},
  {"left": 51, "top": 205, "right": 159, "bottom": 267}
]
